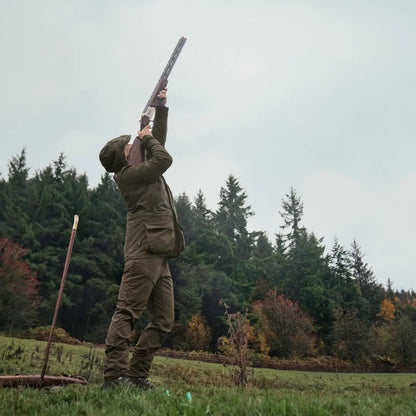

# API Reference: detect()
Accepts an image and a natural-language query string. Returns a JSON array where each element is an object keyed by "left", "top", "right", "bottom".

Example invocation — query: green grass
[{"left": 1, "top": 335, "right": 416, "bottom": 416}]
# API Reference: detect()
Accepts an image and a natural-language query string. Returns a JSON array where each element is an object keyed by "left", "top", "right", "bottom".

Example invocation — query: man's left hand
[{"left": 138, "top": 124, "right": 152, "bottom": 138}]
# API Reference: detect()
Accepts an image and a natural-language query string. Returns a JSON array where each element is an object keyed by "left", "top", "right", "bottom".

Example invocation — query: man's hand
[
  {"left": 150, "top": 88, "right": 167, "bottom": 107},
  {"left": 138, "top": 124, "right": 152, "bottom": 138}
]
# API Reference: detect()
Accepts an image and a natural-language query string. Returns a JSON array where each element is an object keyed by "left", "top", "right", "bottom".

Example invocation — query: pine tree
[
  {"left": 349, "top": 240, "right": 384, "bottom": 320},
  {"left": 246, "top": 232, "right": 276, "bottom": 301},
  {"left": 194, "top": 190, "right": 212, "bottom": 226},
  {"left": 215, "top": 175, "right": 257, "bottom": 300},
  {"left": 386, "top": 278, "right": 394, "bottom": 300},
  {"left": 216, "top": 175, "right": 255, "bottom": 258},
  {"left": 278, "top": 188, "right": 333, "bottom": 339},
  {"left": 71, "top": 172, "right": 126, "bottom": 339},
  {"left": 329, "top": 238, "right": 351, "bottom": 284},
  {"left": 254, "top": 232, "right": 274, "bottom": 259},
  {"left": 175, "top": 192, "right": 195, "bottom": 243},
  {"left": 279, "top": 187, "right": 304, "bottom": 250},
  {"left": 8, "top": 148, "right": 30, "bottom": 187},
  {"left": 329, "top": 238, "right": 368, "bottom": 314},
  {"left": 190, "top": 190, "right": 233, "bottom": 270},
  {"left": 2, "top": 149, "right": 38, "bottom": 248}
]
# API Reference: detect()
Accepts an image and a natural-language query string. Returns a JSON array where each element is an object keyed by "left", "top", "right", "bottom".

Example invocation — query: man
[{"left": 99, "top": 89, "right": 185, "bottom": 390}]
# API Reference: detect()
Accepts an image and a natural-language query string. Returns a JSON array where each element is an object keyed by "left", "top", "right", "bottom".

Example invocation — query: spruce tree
[
  {"left": 278, "top": 188, "right": 333, "bottom": 339},
  {"left": 216, "top": 175, "right": 255, "bottom": 257},
  {"left": 279, "top": 187, "right": 304, "bottom": 250},
  {"left": 215, "top": 175, "right": 257, "bottom": 301},
  {"left": 329, "top": 238, "right": 368, "bottom": 316},
  {"left": 349, "top": 240, "right": 384, "bottom": 320},
  {"left": 175, "top": 192, "right": 195, "bottom": 243}
]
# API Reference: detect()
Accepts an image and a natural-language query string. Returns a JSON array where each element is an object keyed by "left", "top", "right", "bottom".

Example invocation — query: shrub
[
  {"left": 219, "top": 300, "right": 254, "bottom": 387},
  {"left": 331, "top": 307, "right": 369, "bottom": 362},
  {"left": 29, "top": 326, "right": 83, "bottom": 345},
  {"left": 393, "top": 315, "right": 416, "bottom": 363},
  {"left": 184, "top": 315, "right": 212, "bottom": 352},
  {"left": 253, "top": 290, "right": 318, "bottom": 358}
]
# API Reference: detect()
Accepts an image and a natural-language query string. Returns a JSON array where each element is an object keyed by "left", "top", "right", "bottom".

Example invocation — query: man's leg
[
  {"left": 103, "top": 260, "right": 156, "bottom": 381},
  {"left": 128, "top": 260, "right": 174, "bottom": 378}
]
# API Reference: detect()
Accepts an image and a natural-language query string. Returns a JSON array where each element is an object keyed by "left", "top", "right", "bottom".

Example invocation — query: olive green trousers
[{"left": 103, "top": 257, "right": 174, "bottom": 380}]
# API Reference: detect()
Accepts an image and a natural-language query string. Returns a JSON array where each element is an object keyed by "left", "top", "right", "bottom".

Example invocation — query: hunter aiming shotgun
[
  {"left": 99, "top": 37, "right": 186, "bottom": 390},
  {"left": 127, "top": 36, "right": 187, "bottom": 165}
]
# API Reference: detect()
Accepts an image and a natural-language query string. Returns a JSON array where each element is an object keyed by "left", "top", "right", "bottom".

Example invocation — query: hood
[{"left": 99, "top": 135, "right": 131, "bottom": 173}]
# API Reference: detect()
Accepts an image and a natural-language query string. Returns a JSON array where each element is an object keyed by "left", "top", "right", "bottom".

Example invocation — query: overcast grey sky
[{"left": 1, "top": 0, "right": 415, "bottom": 290}]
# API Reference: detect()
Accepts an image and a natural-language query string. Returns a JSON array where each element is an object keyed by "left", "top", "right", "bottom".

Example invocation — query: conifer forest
[{"left": 1, "top": 149, "right": 415, "bottom": 364}]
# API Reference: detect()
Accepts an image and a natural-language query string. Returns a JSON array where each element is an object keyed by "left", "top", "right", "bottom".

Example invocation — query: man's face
[{"left": 124, "top": 144, "right": 132, "bottom": 160}]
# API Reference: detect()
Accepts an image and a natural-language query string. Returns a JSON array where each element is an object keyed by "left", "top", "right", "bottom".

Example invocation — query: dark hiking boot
[
  {"left": 127, "top": 376, "right": 154, "bottom": 391},
  {"left": 102, "top": 376, "right": 134, "bottom": 389}
]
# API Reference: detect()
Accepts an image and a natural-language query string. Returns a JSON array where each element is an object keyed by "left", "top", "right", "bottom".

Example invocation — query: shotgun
[{"left": 128, "top": 36, "right": 187, "bottom": 165}]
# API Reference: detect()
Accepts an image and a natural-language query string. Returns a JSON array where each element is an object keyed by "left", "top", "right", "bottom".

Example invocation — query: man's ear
[{"left": 124, "top": 144, "right": 131, "bottom": 160}]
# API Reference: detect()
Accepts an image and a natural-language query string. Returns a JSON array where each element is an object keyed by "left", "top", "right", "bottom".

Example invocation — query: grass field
[{"left": 1, "top": 335, "right": 415, "bottom": 415}]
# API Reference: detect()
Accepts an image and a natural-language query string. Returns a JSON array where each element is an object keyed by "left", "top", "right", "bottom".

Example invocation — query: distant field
[{"left": 1, "top": 335, "right": 415, "bottom": 416}]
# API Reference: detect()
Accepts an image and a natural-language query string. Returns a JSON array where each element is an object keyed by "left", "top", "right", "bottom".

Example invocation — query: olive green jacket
[{"left": 114, "top": 107, "right": 185, "bottom": 261}]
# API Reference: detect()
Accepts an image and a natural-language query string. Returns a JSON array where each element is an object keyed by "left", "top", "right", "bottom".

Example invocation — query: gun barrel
[
  {"left": 142, "top": 36, "right": 187, "bottom": 113},
  {"left": 160, "top": 36, "right": 187, "bottom": 79}
]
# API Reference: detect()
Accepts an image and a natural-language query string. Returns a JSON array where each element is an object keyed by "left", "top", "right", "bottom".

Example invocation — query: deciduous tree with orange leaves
[{"left": 378, "top": 299, "right": 396, "bottom": 321}]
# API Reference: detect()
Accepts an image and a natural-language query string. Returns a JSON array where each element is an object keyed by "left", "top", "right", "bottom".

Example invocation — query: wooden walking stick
[
  {"left": 39, "top": 215, "right": 79, "bottom": 387},
  {"left": 0, "top": 216, "right": 86, "bottom": 388}
]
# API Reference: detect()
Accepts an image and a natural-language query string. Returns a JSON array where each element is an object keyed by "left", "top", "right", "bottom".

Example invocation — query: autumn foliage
[
  {"left": 218, "top": 300, "right": 254, "bottom": 387},
  {"left": 184, "top": 315, "right": 212, "bottom": 352},
  {"left": 0, "top": 238, "right": 40, "bottom": 330},
  {"left": 378, "top": 299, "right": 396, "bottom": 321},
  {"left": 1, "top": 151, "right": 415, "bottom": 364},
  {"left": 253, "top": 290, "right": 318, "bottom": 358}
]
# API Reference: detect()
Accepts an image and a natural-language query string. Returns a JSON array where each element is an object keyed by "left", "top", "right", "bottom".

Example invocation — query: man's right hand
[{"left": 138, "top": 124, "right": 152, "bottom": 138}]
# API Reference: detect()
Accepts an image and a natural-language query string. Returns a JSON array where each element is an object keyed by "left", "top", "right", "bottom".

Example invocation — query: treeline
[{"left": 0, "top": 149, "right": 415, "bottom": 363}]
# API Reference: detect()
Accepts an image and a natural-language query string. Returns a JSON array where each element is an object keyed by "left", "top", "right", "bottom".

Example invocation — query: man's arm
[
  {"left": 127, "top": 89, "right": 168, "bottom": 165},
  {"left": 119, "top": 129, "right": 173, "bottom": 186},
  {"left": 151, "top": 106, "right": 168, "bottom": 146},
  {"left": 149, "top": 88, "right": 168, "bottom": 146}
]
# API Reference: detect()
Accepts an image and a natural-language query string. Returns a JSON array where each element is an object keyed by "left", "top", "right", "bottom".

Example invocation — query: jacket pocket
[{"left": 144, "top": 223, "right": 176, "bottom": 255}]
